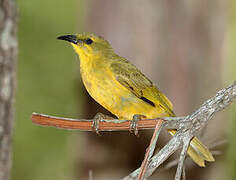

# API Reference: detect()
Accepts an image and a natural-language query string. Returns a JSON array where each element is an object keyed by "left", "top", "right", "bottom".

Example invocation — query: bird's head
[{"left": 57, "top": 33, "right": 113, "bottom": 59}]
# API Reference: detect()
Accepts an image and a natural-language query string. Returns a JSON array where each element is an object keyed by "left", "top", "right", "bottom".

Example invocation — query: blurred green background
[
  {"left": 228, "top": 1, "right": 236, "bottom": 179},
  {"left": 12, "top": 0, "right": 235, "bottom": 180},
  {"left": 13, "top": 0, "right": 86, "bottom": 179}
]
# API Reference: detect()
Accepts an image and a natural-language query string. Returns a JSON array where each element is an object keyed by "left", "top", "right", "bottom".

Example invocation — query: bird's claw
[
  {"left": 92, "top": 113, "right": 106, "bottom": 135},
  {"left": 130, "top": 114, "right": 146, "bottom": 136},
  {"left": 92, "top": 113, "right": 114, "bottom": 135},
  {"left": 92, "top": 117, "right": 100, "bottom": 135}
]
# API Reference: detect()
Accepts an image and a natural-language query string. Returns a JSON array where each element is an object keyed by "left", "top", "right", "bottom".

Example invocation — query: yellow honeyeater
[{"left": 57, "top": 33, "right": 214, "bottom": 167}]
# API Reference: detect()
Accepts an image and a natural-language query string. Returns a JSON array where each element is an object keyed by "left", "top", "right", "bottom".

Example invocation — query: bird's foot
[
  {"left": 92, "top": 113, "right": 114, "bottom": 135},
  {"left": 130, "top": 114, "right": 146, "bottom": 136}
]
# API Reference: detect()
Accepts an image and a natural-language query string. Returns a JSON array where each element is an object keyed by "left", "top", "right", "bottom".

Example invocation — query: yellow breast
[{"left": 79, "top": 56, "right": 167, "bottom": 120}]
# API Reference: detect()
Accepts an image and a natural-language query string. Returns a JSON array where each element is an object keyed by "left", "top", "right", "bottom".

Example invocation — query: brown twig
[
  {"left": 31, "top": 113, "right": 167, "bottom": 131},
  {"left": 138, "top": 120, "right": 164, "bottom": 180},
  {"left": 31, "top": 81, "right": 236, "bottom": 180},
  {"left": 123, "top": 81, "right": 236, "bottom": 180}
]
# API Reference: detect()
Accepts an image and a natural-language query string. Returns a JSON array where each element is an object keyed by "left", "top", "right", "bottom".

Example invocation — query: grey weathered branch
[
  {"left": 123, "top": 81, "right": 236, "bottom": 180},
  {"left": 32, "top": 82, "right": 235, "bottom": 180},
  {"left": 159, "top": 139, "right": 227, "bottom": 171},
  {"left": 0, "top": 0, "right": 18, "bottom": 180}
]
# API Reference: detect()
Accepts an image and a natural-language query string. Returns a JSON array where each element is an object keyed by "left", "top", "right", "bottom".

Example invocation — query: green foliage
[{"left": 12, "top": 0, "right": 85, "bottom": 179}]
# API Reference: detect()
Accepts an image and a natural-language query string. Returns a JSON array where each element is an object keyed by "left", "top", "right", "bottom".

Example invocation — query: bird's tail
[{"left": 168, "top": 129, "right": 215, "bottom": 167}]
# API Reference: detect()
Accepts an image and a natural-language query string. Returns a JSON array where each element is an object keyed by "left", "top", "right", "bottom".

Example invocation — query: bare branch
[
  {"left": 138, "top": 121, "right": 164, "bottom": 180},
  {"left": 209, "top": 139, "right": 227, "bottom": 149},
  {"left": 123, "top": 81, "right": 235, "bottom": 179},
  {"left": 88, "top": 170, "right": 93, "bottom": 180},
  {"left": 182, "top": 165, "right": 186, "bottom": 180},
  {"left": 175, "top": 137, "right": 190, "bottom": 180},
  {"left": 31, "top": 113, "right": 166, "bottom": 131},
  {"left": 31, "top": 82, "right": 236, "bottom": 180},
  {"left": 160, "top": 139, "right": 227, "bottom": 171}
]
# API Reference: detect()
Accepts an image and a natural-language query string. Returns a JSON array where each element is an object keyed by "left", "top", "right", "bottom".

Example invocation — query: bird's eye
[{"left": 85, "top": 38, "right": 93, "bottom": 45}]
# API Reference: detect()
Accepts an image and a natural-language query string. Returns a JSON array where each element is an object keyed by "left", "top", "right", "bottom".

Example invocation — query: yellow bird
[{"left": 57, "top": 33, "right": 214, "bottom": 167}]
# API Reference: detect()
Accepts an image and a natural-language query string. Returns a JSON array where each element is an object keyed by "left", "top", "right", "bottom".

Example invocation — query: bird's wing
[{"left": 110, "top": 60, "right": 174, "bottom": 115}]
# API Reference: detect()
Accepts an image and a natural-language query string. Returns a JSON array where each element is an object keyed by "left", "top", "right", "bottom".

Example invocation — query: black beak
[{"left": 57, "top": 35, "right": 78, "bottom": 44}]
